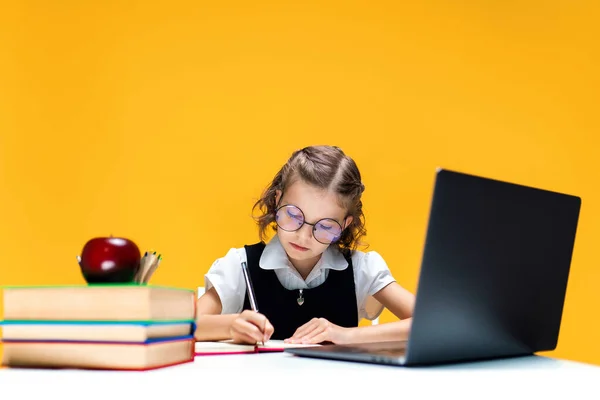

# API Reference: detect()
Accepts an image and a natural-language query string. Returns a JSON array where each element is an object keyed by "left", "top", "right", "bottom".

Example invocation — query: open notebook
[{"left": 195, "top": 339, "right": 319, "bottom": 355}]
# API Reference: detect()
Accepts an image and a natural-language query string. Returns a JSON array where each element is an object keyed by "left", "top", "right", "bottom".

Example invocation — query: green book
[{"left": 1, "top": 284, "right": 196, "bottom": 322}]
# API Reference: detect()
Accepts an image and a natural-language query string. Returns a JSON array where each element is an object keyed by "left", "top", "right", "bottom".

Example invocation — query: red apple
[{"left": 79, "top": 236, "right": 141, "bottom": 283}]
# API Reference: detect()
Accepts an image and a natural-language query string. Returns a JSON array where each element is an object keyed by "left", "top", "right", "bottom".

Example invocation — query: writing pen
[{"left": 240, "top": 260, "right": 264, "bottom": 346}]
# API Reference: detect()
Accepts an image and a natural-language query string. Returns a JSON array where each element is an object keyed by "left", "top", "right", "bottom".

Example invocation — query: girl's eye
[
  {"left": 286, "top": 209, "right": 303, "bottom": 221},
  {"left": 316, "top": 222, "right": 334, "bottom": 231}
]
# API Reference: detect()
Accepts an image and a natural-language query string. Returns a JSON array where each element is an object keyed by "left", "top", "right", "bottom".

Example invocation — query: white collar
[{"left": 259, "top": 235, "right": 349, "bottom": 271}]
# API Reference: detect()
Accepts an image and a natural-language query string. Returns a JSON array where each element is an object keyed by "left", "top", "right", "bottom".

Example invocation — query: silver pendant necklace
[{"left": 297, "top": 289, "right": 304, "bottom": 306}]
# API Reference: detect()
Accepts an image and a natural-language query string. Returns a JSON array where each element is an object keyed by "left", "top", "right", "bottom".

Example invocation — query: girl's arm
[
  {"left": 285, "top": 282, "right": 415, "bottom": 344},
  {"left": 194, "top": 287, "right": 238, "bottom": 341},
  {"left": 344, "top": 282, "right": 415, "bottom": 343},
  {"left": 194, "top": 287, "right": 274, "bottom": 343}
]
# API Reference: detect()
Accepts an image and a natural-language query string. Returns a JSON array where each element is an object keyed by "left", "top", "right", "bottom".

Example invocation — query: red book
[{"left": 1, "top": 337, "right": 195, "bottom": 371}]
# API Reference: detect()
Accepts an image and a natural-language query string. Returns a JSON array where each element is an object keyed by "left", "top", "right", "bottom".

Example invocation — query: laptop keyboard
[{"left": 326, "top": 342, "right": 407, "bottom": 357}]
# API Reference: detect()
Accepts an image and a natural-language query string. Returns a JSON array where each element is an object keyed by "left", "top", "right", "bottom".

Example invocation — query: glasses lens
[
  {"left": 313, "top": 219, "right": 343, "bottom": 244},
  {"left": 275, "top": 205, "right": 304, "bottom": 231}
]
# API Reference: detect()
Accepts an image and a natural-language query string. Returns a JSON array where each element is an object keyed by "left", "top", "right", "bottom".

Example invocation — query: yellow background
[{"left": 1, "top": 1, "right": 599, "bottom": 365}]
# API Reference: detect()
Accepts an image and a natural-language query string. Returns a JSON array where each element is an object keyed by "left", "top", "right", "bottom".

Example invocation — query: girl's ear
[
  {"left": 343, "top": 215, "right": 354, "bottom": 230},
  {"left": 275, "top": 190, "right": 282, "bottom": 206}
]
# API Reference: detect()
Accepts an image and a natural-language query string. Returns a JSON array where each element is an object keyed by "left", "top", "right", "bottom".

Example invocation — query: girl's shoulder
[
  {"left": 208, "top": 246, "right": 247, "bottom": 270},
  {"left": 347, "top": 248, "right": 390, "bottom": 271},
  {"left": 344, "top": 248, "right": 396, "bottom": 301}
]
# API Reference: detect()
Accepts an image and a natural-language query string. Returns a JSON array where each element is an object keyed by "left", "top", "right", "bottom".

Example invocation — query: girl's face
[{"left": 275, "top": 180, "right": 353, "bottom": 265}]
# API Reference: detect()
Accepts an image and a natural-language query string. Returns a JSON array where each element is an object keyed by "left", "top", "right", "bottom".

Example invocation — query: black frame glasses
[{"left": 274, "top": 204, "right": 344, "bottom": 245}]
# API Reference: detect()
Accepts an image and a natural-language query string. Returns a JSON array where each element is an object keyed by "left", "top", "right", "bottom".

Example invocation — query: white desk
[{"left": 1, "top": 352, "right": 599, "bottom": 399}]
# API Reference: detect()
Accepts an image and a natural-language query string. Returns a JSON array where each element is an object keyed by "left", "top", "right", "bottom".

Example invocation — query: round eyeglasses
[{"left": 275, "top": 204, "right": 343, "bottom": 245}]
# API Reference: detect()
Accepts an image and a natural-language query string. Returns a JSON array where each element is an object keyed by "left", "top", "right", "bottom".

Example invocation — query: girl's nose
[{"left": 298, "top": 223, "right": 314, "bottom": 240}]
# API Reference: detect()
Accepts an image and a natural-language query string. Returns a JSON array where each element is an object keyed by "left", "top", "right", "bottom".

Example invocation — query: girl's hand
[
  {"left": 230, "top": 310, "right": 274, "bottom": 344},
  {"left": 284, "top": 318, "right": 350, "bottom": 344}
]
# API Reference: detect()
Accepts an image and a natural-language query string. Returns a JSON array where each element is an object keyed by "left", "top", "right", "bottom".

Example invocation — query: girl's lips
[{"left": 290, "top": 242, "right": 309, "bottom": 251}]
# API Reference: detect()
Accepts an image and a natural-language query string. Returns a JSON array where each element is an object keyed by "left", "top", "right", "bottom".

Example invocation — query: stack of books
[{"left": 0, "top": 284, "right": 196, "bottom": 371}]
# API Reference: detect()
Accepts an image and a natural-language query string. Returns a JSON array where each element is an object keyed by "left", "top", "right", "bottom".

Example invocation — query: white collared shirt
[{"left": 204, "top": 236, "right": 396, "bottom": 321}]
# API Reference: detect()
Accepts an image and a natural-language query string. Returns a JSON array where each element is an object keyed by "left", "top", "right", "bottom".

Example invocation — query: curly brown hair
[{"left": 252, "top": 145, "right": 367, "bottom": 254}]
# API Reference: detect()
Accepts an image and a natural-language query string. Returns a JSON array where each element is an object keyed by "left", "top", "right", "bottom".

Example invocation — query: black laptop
[{"left": 285, "top": 168, "right": 581, "bottom": 366}]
